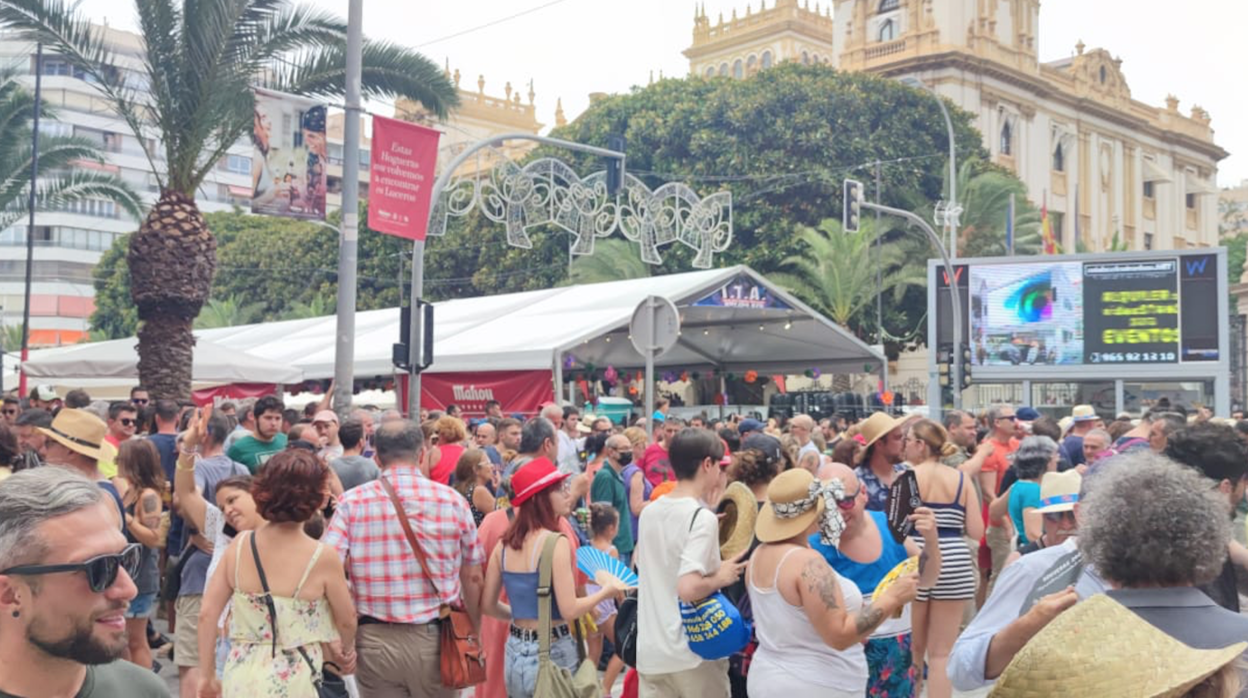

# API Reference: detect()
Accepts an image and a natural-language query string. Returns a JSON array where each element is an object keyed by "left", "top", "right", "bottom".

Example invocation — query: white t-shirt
[{"left": 636, "top": 494, "right": 721, "bottom": 675}]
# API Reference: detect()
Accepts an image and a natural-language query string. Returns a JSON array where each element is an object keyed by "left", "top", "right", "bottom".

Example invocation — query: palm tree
[
  {"left": 566, "top": 238, "right": 652, "bottom": 285},
  {"left": 281, "top": 292, "right": 333, "bottom": 320},
  {"left": 193, "top": 295, "right": 264, "bottom": 329},
  {"left": 0, "top": 0, "right": 457, "bottom": 399},
  {"left": 772, "top": 218, "right": 925, "bottom": 330}
]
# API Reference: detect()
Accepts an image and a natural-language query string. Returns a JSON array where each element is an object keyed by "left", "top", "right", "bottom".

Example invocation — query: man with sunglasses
[
  {"left": 130, "top": 386, "right": 150, "bottom": 410},
  {"left": 103, "top": 402, "right": 138, "bottom": 450},
  {"left": 978, "top": 405, "right": 1020, "bottom": 594},
  {"left": 1, "top": 397, "right": 19, "bottom": 426},
  {"left": 0, "top": 467, "right": 170, "bottom": 697}
]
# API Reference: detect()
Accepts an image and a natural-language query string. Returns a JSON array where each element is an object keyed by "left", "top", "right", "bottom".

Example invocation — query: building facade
[{"left": 685, "top": 0, "right": 1228, "bottom": 252}]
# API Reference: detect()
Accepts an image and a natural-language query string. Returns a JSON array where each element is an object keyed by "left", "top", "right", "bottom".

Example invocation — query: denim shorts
[
  {"left": 504, "top": 629, "right": 580, "bottom": 698},
  {"left": 125, "top": 591, "right": 157, "bottom": 619}
]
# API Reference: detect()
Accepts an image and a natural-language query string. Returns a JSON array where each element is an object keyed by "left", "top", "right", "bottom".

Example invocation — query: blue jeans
[{"left": 504, "top": 630, "right": 579, "bottom": 698}]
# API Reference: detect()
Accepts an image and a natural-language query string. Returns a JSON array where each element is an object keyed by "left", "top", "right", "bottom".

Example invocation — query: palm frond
[
  {"left": 268, "top": 40, "right": 458, "bottom": 118},
  {"left": 34, "top": 169, "right": 145, "bottom": 220}
]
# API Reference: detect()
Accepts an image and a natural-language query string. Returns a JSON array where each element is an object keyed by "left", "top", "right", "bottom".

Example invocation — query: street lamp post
[{"left": 899, "top": 76, "right": 958, "bottom": 259}]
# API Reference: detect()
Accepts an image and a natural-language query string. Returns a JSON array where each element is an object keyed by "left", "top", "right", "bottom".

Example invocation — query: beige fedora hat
[
  {"left": 717, "top": 481, "right": 759, "bottom": 559},
  {"left": 1036, "top": 470, "right": 1082, "bottom": 514},
  {"left": 37, "top": 408, "right": 106, "bottom": 461},
  {"left": 756, "top": 469, "right": 825, "bottom": 544},
  {"left": 858, "top": 411, "right": 904, "bottom": 450},
  {"left": 990, "top": 594, "right": 1246, "bottom": 698}
]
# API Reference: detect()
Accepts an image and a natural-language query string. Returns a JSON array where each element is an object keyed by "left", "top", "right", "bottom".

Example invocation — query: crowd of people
[{"left": 1, "top": 384, "right": 1248, "bottom": 698}]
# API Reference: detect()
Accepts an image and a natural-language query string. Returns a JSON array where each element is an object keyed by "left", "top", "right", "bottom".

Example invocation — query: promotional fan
[
  {"left": 873, "top": 556, "right": 920, "bottom": 618},
  {"left": 576, "top": 546, "right": 639, "bottom": 590},
  {"left": 886, "top": 470, "right": 922, "bottom": 543}
]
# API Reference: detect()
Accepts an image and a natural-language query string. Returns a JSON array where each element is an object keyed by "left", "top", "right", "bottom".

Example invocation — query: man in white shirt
[
  {"left": 636, "top": 428, "right": 747, "bottom": 697},
  {"left": 789, "top": 414, "right": 819, "bottom": 460}
]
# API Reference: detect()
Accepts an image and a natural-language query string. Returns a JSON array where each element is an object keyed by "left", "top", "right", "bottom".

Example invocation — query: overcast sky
[{"left": 85, "top": 0, "right": 1247, "bottom": 187}]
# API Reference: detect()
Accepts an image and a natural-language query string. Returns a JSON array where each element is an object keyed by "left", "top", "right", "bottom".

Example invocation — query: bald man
[{"left": 790, "top": 414, "right": 819, "bottom": 460}]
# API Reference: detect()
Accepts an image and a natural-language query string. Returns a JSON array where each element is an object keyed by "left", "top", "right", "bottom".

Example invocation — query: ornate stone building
[{"left": 685, "top": 0, "right": 1228, "bottom": 251}]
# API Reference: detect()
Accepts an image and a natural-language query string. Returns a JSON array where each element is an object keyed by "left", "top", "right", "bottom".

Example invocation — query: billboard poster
[
  {"left": 692, "top": 274, "right": 792, "bottom": 310},
  {"left": 1082, "top": 260, "right": 1178, "bottom": 364},
  {"left": 251, "top": 88, "right": 326, "bottom": 220},
  {"left": 369, "top": 115, "right": 441, "bottom": 240},
  {"left": 970, "top": 262, "right": 1084, "bottom": 366},
  {"left": 401, "top": 370, "right": 554, "bottom": 417}
]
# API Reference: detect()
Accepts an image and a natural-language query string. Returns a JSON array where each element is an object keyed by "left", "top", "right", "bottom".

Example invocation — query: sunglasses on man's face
[
  {"left": 1, "top": 408, "right": 16, "bottom": 416},
  {"left": 836, "top": 485, "right": 862, "bottom": 510},
  {"left": 1, "top": 543, "right": 142, "bottom": 593},
  {"left": 131, "top": 399, "right": 148, "bottom": 406},
  {"left": 119, "top": 418, "right": 136, "bottom": 427}
]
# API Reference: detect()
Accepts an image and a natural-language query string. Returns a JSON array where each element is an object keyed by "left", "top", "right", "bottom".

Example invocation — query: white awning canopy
[
  {"left": 1185, "top": 171, "right": 1218, "bottom": 195},
  {"left": 20, "top": 337, "right": 305, "bottom": 386},
  {"left": 1141, "top": 158, "right": 1172, "bottom": 183},
  {"left": 195, "top": 266, "right": 886, "bottom": 378}
]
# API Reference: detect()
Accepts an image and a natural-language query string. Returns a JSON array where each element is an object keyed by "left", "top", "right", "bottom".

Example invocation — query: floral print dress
[{"left": 224, "top": 535, "right": 339, "bottom": 698}]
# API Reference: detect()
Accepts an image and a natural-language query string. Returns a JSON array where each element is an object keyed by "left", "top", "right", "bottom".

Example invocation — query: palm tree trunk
[
  {"left": 136, "top": 309, "right": 196, "bottom": 401},
  {"left": 129, "top": 190, "right": 217, "bottom": 401}
]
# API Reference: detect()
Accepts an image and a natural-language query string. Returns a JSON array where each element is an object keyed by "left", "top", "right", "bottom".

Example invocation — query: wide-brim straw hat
[
  {"left": 717, "top": 481, "right": 758, "bottom": 559},
  {"left": 37, "top": 408, "right": 105, "bottom": 461},
  {"left": 756, "top": 469, "right": 824, "bottom": 543},
  {"left": 989, "top": 594, "right": 1246, "bottom": 698},
  {"left": 1070, "top": 404, "right": 1099, "bottom": 422},
  {"left": 858, "top": 411, "right": 904, "bottom": 450}
]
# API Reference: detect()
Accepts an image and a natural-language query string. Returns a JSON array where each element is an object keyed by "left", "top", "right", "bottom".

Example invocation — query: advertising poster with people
[{"left": 251, "top": 88, "right": 327, "bottom": 221}]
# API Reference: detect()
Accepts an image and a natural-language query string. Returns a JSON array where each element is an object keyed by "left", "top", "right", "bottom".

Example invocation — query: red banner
[
  {"left": 399, "top": 370, "right": 554, "bottom": 418},
  {"left": 191, "top": 383, "right": 279, "bottom": 407},
  {"left": 369, "top": 115, "right": 440, "bottom": 240}
]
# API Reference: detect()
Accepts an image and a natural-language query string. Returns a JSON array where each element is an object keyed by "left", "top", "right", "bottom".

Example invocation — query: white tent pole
[{"left": 553, "top": 353, "right": 563, "bottom": 407}]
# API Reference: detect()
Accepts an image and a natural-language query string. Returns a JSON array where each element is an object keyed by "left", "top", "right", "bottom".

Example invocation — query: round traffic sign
[{"left": 629, "top": 296, "right": 681, "bottom": 358}]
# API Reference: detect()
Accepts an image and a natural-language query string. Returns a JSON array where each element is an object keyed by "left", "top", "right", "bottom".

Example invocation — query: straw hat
[
  {"left": 1070, "top": 404, "right": 1099, "bottom": 423},
  {"left": 858, "top": 412, "right": 904, "bottom": 450},
  {"left": 38, "top": 408, "right": 106, "bottom": 461},
  {"left": 990, "top": 594, "right": 1246, "bottom": 698},
  {"left": 756, "top": 469, "right": 824, "bottom": 543},
  {"left": 1036, "top": 470, "right": 1082, "bottom": 514},
  {"left": 509, "top": 457, "right": 570, "bottom": 506},
  {"left": 716, "top": 481, "right": 758, "bottom": 559}
]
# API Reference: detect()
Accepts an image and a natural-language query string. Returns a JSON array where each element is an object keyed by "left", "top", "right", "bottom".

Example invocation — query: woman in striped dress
[{"left": 904, "top": 419, "right": 984, "bottom": 698}]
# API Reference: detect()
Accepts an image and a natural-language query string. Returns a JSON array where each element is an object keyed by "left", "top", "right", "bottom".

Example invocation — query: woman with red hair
[
  {"left": 196, "top": 449, "right": 357, "bottom": 698},
  {"left": 482, "top": 458, "right": 624, "bottom": 698}
]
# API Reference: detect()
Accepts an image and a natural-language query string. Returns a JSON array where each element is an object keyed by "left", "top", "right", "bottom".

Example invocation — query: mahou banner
[
  {"left": 251, "top": 88, "right": 326, "bottom": 220},
  {"left": 401, "top": 370, "right": 554, "bottom": 418},
  {"left": 369, "top": 115, "right": 441, "bottom": 240}
]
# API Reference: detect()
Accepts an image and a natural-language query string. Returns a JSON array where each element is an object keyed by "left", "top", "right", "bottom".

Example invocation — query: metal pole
[
  {"left": 863, "top": 201, "right": 964, "bottom": 409},
  {"left": 874, "top": 160, "right": 886, "bottom": 393},
  {"left": 332, "top": 0, "right": 363, "bottom": 415},
  {"left": 932, "top": 97, "right": 958, "bottom": 260},
  {"left": 410, "top": 134, "right": 625, "bottom": 416},
  {"left": 644, "top": 297, "right": 655, "bottom": 441},
  {"left": 19, "top": 43, "right": 43, "bottom": 397},
  {"left": 407, "top": 239, "right": 424, "bottom": 418}
]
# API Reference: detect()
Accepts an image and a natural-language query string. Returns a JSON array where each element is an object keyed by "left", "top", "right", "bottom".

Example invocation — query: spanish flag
[{"left": 1040, "top": 193, "right": 1057, "bottom": 255}]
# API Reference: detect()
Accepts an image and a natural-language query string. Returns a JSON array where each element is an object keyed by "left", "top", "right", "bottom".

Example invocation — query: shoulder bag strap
[
  {"left": 379, "top": 475, "right": 441, "bottom": 598},
  {"left": 248, "top": 532, "right": 281, "bottom": 659},
  {"left": 536, "top": 533, "right": 562, "bottom": 662}
]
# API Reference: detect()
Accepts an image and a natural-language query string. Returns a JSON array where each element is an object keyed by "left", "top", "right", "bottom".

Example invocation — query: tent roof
[
  {"left": 197, "top": 265, "right": 884, "bottom": 378},
  {"left": 20, "top": 337, "right": 304, "bottom": 385}
]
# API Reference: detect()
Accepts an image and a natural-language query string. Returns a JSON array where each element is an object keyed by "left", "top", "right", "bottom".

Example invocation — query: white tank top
[{"left": 747, "top": 546, "right": 870, "bottom": 692}]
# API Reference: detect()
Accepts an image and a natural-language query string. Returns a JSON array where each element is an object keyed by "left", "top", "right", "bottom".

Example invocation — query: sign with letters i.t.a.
[{"left": 368, "top": 115, "right": 441, "bottom": 240}]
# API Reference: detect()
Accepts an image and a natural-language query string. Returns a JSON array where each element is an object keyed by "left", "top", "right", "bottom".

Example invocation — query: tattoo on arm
[
  {"left": 142, "top": 493, "right": 160, "bottom": 514},
  {"left": 855, "top": 606, "right": 887, "bottom": 636},
  {"left": 800, "top": 558, "right": 839, "bottom": 610},
  {"left": 918, "top": 550, "right": 930, "bottom": 578}
]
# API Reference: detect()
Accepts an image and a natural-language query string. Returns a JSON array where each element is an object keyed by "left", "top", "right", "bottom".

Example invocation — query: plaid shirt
[{"left": 324, "top": 465, "right": 484, "bottom": 624}]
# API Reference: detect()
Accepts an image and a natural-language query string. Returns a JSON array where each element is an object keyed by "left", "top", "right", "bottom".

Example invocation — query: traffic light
[
  {"left": 843, "top": 179, "right": 863, "bottom": 233},
  {"left": 606, "top": 135, "right": 625, "bottom": 196},
  {"left": 392, "top": 300, "right": 435, "bottom": 372},
  {"left": 960, "top": 346, "right": 973, "bottom": 391},
  {"left": 936, "top": 346, "right": 953, "bottom": 408}
]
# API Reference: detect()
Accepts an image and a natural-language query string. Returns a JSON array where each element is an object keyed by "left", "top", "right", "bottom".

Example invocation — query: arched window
[
  {"left": 733, "top": 59, "right": 743, "bottom": 79},
  {"left": 1000, "top": 120, "right": 1013, "bottom": 156},
  {"left": 878, "top": 18, "right": 897, "bottom": 41},
  {"left": 879, "top": 0, "right": 899, "bottom": 11},
  {"left": 1052, "top": 142, "right": 1064, "bottom": 172},
  {"left": 706, "top": 66, "right": 715, "bottom": 78},
  {"left": 747, "top": 54, "right": 757, "bottom": 74},
  {"left": 762, "top": 51, "right": 773, "bottom": 69},
  {"left": 802, "top": 51, "right": 810, "bottom": 65},
  {"left": 719, "top": 63, "right": 729, "bottom": 77}
]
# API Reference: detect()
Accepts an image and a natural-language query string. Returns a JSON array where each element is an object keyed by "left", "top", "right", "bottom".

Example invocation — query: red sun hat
[{"left": 510, "top": 457, "right": 571, "bottom": 506}]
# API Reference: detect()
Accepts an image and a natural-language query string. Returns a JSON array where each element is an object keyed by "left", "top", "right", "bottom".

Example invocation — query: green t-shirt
[
  {"left": 0, "top": 660, "right": 170, "bottom": 697},
  {"left": 591, "top": 464, "right": 634, "bottom": 554},
  {"left": 226, "top": 433, "right": 288, "bottom": 473}
]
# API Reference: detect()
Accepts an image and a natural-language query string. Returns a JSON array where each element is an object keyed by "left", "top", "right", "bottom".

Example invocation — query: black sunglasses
[
  {"left": 131, "top": 398, "right": 148, "bottom": 405},
  {"left": 119, "top": 418, "right": 137, "bottom": 427},
  {"left": 1, "top": 543, "right": 142, "bottom": 593},
  {"left": 1, "top": 408, "right": 16, "bottom": 415}
]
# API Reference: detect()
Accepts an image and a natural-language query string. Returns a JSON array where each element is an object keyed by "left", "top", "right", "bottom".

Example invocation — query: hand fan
[
  {"left": 576, "top": 546, "right": 639, "bottom": 590},
  {"left": 886, "top": 469, "right": 922, "bottom": 543},
  {"left": 872, "top": 556, "right": 919, "bottom": 618}
]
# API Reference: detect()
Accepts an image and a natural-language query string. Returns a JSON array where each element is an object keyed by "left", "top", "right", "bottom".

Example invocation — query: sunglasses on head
[{"left": 1, "top": 543, "right": 142, "bottom": 593}]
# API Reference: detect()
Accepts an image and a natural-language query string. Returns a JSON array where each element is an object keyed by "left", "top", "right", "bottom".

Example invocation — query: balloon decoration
[
  {"left": 691, "top": 371, "right": 701, "bottom": 380},
  {"left": 680, "top": 371, "right": 690, "bottom": 382},
  {"left": 604, "top": 365, "right": 619, "bottom": 384},
  {"left": 563, "top": 354, "right": 576, "bottom": 371},
  {"left": 744, "top": 370, "right": 758, "bottom": 384},
  {"left": 812, "top": 368, "right": 822, "bottom": 379}
]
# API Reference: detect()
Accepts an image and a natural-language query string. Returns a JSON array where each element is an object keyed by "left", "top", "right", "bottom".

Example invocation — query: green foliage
[
  {"left": 566, "top": 239, "right": 652, "bottom": 285},
  {"left": 193, "top": 295, "right": 264, "bottom": 329},
  {"left": 0, "top": 322, "right": 23, "bottom": 350},
  {"left": 911, "top": 159, "right": 1042, "bottom": 258}
]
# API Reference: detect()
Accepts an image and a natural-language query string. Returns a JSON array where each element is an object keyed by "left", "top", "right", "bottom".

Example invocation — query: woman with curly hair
[
  {"left": 430, "top": 415, "right": 469, "bottom": 485},
  {"left": 197, "top": 449, "right": 357, "bottom": 698}
]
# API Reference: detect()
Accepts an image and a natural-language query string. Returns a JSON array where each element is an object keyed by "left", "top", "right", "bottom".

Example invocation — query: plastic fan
[
  {"left": 873, "top": 556, "right": 919, "bottom": 618},
  {"left": 576, "top": 546, "right": 639, "bottom": 590}
]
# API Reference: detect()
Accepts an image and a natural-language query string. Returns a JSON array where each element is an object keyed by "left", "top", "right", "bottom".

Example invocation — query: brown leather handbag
[{"left": 379, "top": 477, "right": 487, "bottom": 689}]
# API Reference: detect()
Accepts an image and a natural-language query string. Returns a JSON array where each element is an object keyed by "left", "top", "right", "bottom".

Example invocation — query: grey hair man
[
  {"left": 1080, "top": 428, "right": 1112, "bottom": 466},
  {"left": 0, "top": 468, "right": 168, "bottom": 697},
  {"left": 788, "top": 414, "right": 819, "bottom": 460},
  {"left": 1148, "top": 412, "right": 1187, "bottom": 454},
  {"left": 324, "top": 419, "right": 484, "bottom": 697},
  {"left": 505, "top": 417, "right": 558, "bottom": 478}
]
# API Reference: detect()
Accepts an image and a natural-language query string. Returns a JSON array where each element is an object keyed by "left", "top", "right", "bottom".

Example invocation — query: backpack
[{"left": 615, "top": 594, "right": 640, "bottom": 668}]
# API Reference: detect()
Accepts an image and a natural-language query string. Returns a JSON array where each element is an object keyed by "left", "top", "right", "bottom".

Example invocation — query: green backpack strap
[{"left": 536, "top": 533, "right": 563, "bottom": 661}]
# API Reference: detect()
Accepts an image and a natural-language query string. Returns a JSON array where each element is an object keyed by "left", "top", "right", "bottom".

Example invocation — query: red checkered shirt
[{"left": 324, "top": 465, "right": 484, "bottom": 624}]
